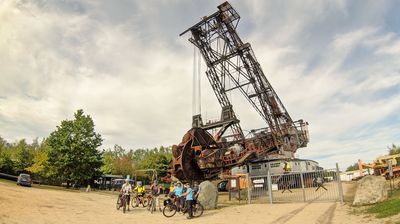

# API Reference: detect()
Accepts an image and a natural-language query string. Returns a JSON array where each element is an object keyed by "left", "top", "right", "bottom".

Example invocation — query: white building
[
  {"left": 339, "top": 168, "right": 373, "bottom": 181},
  {"left": 231, "top": 158, "right": 322, "bottom": 176}
]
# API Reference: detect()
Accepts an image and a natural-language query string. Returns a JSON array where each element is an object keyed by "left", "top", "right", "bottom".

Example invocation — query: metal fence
[{"left": 246, "top": 164, "right": 344, "bottom": 204}]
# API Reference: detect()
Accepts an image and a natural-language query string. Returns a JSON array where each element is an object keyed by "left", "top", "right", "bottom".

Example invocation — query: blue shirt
[
  {"left": 185, "top": 187, "right": 194, "bottom": 201},
  {"left": 174, "top": 186, "right": 183, "bottom": 197}
]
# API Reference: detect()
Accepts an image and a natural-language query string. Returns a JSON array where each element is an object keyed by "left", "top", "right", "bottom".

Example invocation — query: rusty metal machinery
[{"left": 171, "top": 2, "right": 309, "bottom": 180}]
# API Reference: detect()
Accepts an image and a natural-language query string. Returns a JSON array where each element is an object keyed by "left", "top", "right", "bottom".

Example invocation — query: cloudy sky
[{"left": 1, "top": 0, "right": 399, "bottom": 169}]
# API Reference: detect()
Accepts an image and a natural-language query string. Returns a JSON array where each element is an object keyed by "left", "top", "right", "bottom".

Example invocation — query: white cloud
[{"left": 376, "top": 40, "right": 400, "bottom": 55}]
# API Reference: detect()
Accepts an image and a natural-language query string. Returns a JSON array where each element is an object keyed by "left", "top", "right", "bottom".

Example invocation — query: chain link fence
[{"left": 242, "top": 163, "right": 344, "bottom": 204}]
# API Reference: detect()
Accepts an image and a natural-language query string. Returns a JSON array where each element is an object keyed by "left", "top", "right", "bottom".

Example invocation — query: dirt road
[{"left": 0, "top": 180, "right": 385, "bottom": 224}]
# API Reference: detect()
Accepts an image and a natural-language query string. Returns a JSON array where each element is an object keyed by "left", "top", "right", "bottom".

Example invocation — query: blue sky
[{"left": 0, "top": 0, "right": 399, "bottom": 169}]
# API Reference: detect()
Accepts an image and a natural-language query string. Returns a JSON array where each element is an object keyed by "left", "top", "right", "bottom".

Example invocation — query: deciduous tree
[{"left": 47, "top": 109, "right": 103, "bottom": 187}]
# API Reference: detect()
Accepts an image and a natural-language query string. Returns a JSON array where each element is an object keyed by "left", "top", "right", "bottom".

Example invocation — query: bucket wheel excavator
[{"left": 170, "top": 2, "right": 309, "bottom": 180}]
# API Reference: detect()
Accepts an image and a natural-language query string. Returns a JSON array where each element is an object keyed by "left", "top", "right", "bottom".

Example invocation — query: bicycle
[
  {"left": 116, "top": 193, "right": 129, "bottom": 213},
  {"left": 162, "top": 196, "right": 204, "bottom": 218},
  {"left": 192, "top": 201, "right": 204, "bottom": 217},
  {"left": 131, "top": 192, "right": 148, "bottom": 208},
  {"left": 147, "top": 194, "right": 157, "bottom": 213},
  {"left": 116, "top": 194, "right": 122, "bottom": 210},
  {"left": 162, "top": 196, "right": 178, "bottom": 217}
]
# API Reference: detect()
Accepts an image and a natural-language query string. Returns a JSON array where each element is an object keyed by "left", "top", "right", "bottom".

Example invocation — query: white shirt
[{"left": 121, "top": 183, "right": 132, "bottom": 194}]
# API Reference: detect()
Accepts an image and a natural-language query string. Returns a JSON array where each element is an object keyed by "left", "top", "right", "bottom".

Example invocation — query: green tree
[
  {"left": 132, "top": 148, "right": 146, "bottom": 164},
  {"left": 135, "top": 147, "right": 172, "bottom": 177},
  {"left": 12, "top": 139, "right": 34, "bottom": 173},
  {"left": 100, "top": 146, "right": 172, "bottom": 179},
  {"left": 0, "top": 149, "right": 14, "bottom": 174},
  {"left": 47, "top": 109, "right": 103, "bottom": 188},
  {"left": 388, "top": 144, "right": 400, "bottom": 155},
  {"left": 114, "top": 154, "right": 135, "bottom": 176},
  {"left": 0, "top": 136, "right": 8, "bottom": 148},
  {"left": 112, "top": 145, "right": 135, "bottom": 176},
  {"left": 100, "top": 150, "right": 116, "bottom": 174},
  {"left": 0, "top": 137, "right": 14, "bottom": 174},
  {"left": 25, "top": 139, "right": 52, "bottom": 180},
  {"left": 26, "top": 150, "right": 48, "bottom": 174},
  {"left": 346, "top": 162, "right": 359, "bottom": 172}
]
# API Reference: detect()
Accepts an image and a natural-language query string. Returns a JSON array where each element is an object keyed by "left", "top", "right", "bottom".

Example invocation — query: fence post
[
  {"left": 300, "top": 168, "right": 306, "bottom": 202},
  {"left": 336, "top": 163, "right": 344, "bottom": 204},
  {"left": 267, "top": 170, "right": 273, "bottom": 204},
  {"left": 247, "top": 173, "right": 251, "bottom": 204},
  {"left": 228, "top": 180, "right": 232, "bottom": 201}
]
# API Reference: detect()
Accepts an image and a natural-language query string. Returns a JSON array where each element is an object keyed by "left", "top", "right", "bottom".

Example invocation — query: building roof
[
  {"left": 101, "top": 174, "right": 123, "bottom": 178},
  {"left": 251, "top": 157, "right": 319, "bottom": 165}
]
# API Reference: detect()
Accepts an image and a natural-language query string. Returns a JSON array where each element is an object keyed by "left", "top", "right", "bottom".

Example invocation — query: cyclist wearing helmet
[
  {"left": 120, "top": 179, "right": 132, "bottom": 211},
  {"left": 134, "top": 181, "right": 146, "bottom": 207},
  {"left": 150, "top": 180, "right": 161, "bottom": 211}
]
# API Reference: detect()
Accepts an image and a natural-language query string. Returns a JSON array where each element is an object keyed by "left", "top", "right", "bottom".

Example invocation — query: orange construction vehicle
[{"left": 364, "top": 153, "right": 400, "bottom": 179}]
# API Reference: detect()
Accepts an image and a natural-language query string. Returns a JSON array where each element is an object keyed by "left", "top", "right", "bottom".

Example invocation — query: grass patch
[
  {"left": 367, "top": 199, "right": 400, "bottom": 218},
  {"left": 366, "top": 189, "right": 400, "bottom": 218}
]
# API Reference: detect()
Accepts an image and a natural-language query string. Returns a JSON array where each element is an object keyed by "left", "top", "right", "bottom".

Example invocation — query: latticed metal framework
[{"left": 171, "top": 2, "right": 309, "bottom": 180}]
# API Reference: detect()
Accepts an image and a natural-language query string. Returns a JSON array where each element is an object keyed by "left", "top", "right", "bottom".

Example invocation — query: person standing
[
  {"left": 193, "top": 181, "right": 200, "bottom": 201},
  {"left": 173, "top": 182, "right": 184, "bottom": 211},
  {"left": 133, "top": 181, "right": 146, "bottom": 207},
  {"left": 182, "top": 183, "right": 194, "bottom": 219},
  {"left": 120, "top": 179, "right": 132, "bottom": 211},
  {"left": 283, "top": 161, "right": 292, "bottom": 173},
  {"left": 150, "top": 180, "right": 161, "bottom": 211},
  {"left": 169, "top": 182, "right": 175, "bottom": 195}
]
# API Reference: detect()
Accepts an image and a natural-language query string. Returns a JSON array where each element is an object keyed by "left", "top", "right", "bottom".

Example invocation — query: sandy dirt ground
[{"left": 0, "top": 180, "right": 394, "bottom": 224}]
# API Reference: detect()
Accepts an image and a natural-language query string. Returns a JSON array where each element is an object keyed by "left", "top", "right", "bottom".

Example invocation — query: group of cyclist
[
  {"left": 119, "top": 179, "right": 201, "bottom": 219},
  {"left": 168, "top": 181, "right": 200, "bottom": 219},
  {"left": 119, "top": 179, "right": 146, "bottom": 210}
]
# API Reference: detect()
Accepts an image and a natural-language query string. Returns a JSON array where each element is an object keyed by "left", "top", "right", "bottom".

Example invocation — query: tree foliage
[
  {"left": 1, "top": 109, "right": 173, "bottom": 186},
  {"left": 100, "top": 145, "right": 172, "bottom": 177},
  {"left": 0, "top": 154, "right": 14, "bottom": 174},
  {"left": 0, "top": 137, "right": 35, "bottom": 175},
  {"left": 12, "top": 139, "right": 34, "bottom": 173},
  {"left": 346, "top": 162, "right": 359, "bottom": 172},
  {"left": 47, "top": 109, "right": 103, "bottom": 187},
  {"left": 101, "top": 145, "right": 134, "bottom": 176},
  {"left": 135, "top": 146, "right": 172, "bottom": 176},
  {"left": 388, "top": 144, "right": 400, "bottom": 155},
  {"left": 25, "top": 139, "right": 51, "bottom": 178}
]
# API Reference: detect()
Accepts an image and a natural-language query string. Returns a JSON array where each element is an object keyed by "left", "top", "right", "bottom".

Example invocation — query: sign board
[
  {"left": 253, "top": 179, "right": 265, "bottom": 184},
  {"left": 230, "top": 179, "right": 237, "bottom": 188},
  {"left": 254, "top": 184, "right": 263, "bottom": 188},
  {"left": 271, "top": 184, "right": 278, "bottom": 191},
  {"left": 388, "top": 160, "right": 393, "bottom": 177}
]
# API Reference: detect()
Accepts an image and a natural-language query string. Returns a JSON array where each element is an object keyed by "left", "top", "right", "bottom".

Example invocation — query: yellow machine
[{"left": 364, "top": 153, "right": 400, "bottom": 178}]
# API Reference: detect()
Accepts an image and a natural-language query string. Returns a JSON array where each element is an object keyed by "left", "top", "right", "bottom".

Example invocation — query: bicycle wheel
[
  {"left": 131, "top": 197, "right": 136, "bottom": 209},
  {"left": 162, "top": 204, "right": 177, "bottom": 218},
  {"left": 142, "top": 198, "right": 149, "bottom": 207},
  {"left": 192, "top": 203, "right": 204, "bottom": 217},
  {"left": 122, "top": 197, "right": 126, "bottom": 213},
  {"left": 147, "top": 198, "right": 152, "bottom": 211},
  {"left": 116, "top": 196, "right": 121, "bottom": 210}
]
